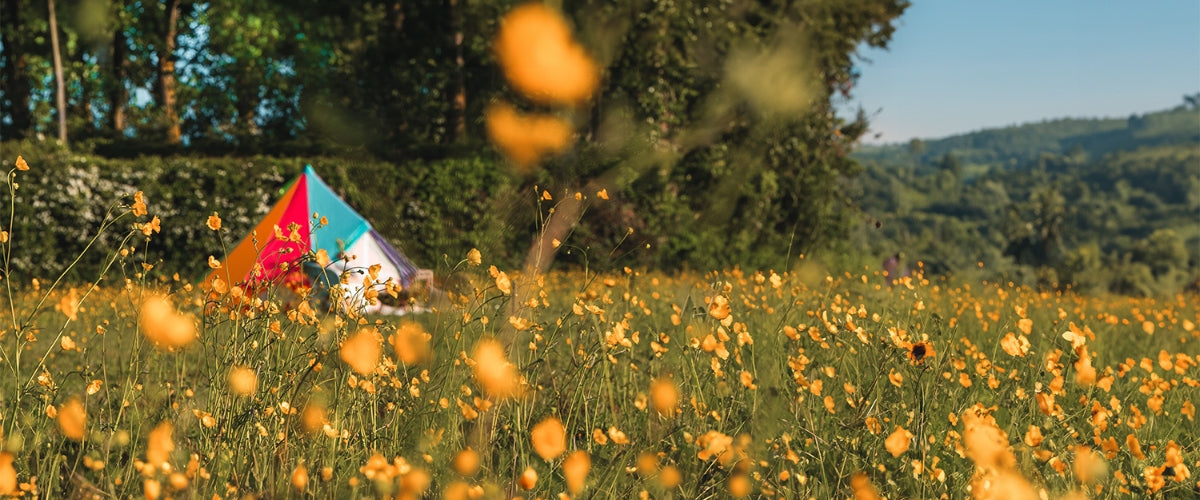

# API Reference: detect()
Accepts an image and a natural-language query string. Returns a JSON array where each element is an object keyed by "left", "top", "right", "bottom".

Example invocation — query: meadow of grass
[{"left": 1, "top": 156, "right": 1198, "bottom": 499}]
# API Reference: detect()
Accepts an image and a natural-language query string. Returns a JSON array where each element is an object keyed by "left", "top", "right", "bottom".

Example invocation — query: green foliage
[
  {"left": 849, "top": 139, "right": 1200, "bottom": 296},
  {"left": 546, "top": 0, "right": 909, "bottom": 271},
  {"left": 350, "top": 155, "right": 528, "bottom": 270},
  {"left": 853, "top": 106, "right": 1200, "bottom": 178},
  {"left": 0, "top": 140, "right": 523, "bottom": 279},
  {"left": 2, "top": 0, "right": 911, "bottom": 275}
]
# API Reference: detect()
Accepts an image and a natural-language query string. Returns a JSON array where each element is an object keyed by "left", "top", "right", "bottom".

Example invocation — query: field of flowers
[
  {"left": 1, "top": 154, "right": 1197, "bottom": 499},
  {"left": 3, "top": 2, "right": 1195, "bottom": 498}
]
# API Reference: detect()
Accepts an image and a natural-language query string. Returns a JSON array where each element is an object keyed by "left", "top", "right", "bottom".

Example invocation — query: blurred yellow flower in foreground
[
  {"left": 300, "top": 402, "right": 328, "bottom": 435},
  {"left": 531, "top": 417, "right": 566, "bottom": 461},
  {"left": 451, "top": 448, "right": 480, "bottom": 477},
  {"left": 975, "top": 470, "right": 1038, "bottom": 500},
  {"left": 0, "top": 452, "right": 16, "bottom": 495},
  {"left": 340, "top": 328, "right": 382, "bottom": 375},
  {"left": 850, "top": 472, "right": 880, "bottom": 500},
  {"left": 962, "top": 407, "right": 1015, "bottom": 470},
  {"left": 518, "top": 466, "right": 537, "bottom": 490},
  {"left": 485, "top": 101, "right": 572, "bottom": 169},
  {"left": 650, "top": 377, "right": 679, "bottom": 417},
  {"left": 562, "top": 450, "right": 590, "bottom": 494},
  {"left": 57, "top": 398, "right": 87, "bottom": 441},
  {"left": 227, "top": 366, "right": 258, "bottom": 396},
  {"left": 493, "top": 3, "right": 597, "bottom": 107},
  {"left": 57, "top": 288, "right": 79, "bottom": 321},
  {"left": 696, "top": 430, "right": 734, "bottom": 465},
  {"left": 472, "top": 339, "right": 523, "bottom": 399},
  {"left": 146, "top": 421, "right": 175, "bottom": 473},
  {"left": 139, "top": 295, "right": 196, "bottom": 349},
  {"left": 291, "top": 464, "right": 308, "bottom": 491},
  {"left": 390, "top": 321, "right": 431, "bottom": 365},
  {"left": 884, "top": 426, "right": 911, "bottom": 457},
  {"left": 1072, "top": 445, "right": 1107, "bottom": 484}
]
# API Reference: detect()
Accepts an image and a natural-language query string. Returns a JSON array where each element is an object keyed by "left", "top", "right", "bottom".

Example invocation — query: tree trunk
[
  {"left": 109, "top": 22, "right": 128, "bottom": 133},
  {"left": 447, "top": 0, "right": 466, "bottom": 142},
  {"left": 234, "top": 70, "right": 260, "bottom": 137},
  {"left": 74, "top": 46, "right": 97, "bottom": 134},
  {"left": 0, "top": 0, "right": 33, "bottom": 138},
  {"left": 159, "top": 0, "right": 182, "bottom": 145},
  {"left": 388, "top": 0, "right": 404, "bottom": 31},
  {"left": 235, "top": 96, "right": 259, "bottom": 136},
  {"left": 48, "top": 0, "right": 68, "bottom": 144}
]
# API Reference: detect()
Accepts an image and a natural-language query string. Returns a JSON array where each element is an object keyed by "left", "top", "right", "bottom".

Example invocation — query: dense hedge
[
  {"left": 0, "top": 141, "right": 527, "bottom": 281},
  {"left": 0, "top": 140, "right": 848, "bottom": 284}
]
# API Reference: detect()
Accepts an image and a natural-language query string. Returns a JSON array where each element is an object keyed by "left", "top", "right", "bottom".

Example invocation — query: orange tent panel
[{"left": 204, "top": 178, "right": 303, "bottom": 288}]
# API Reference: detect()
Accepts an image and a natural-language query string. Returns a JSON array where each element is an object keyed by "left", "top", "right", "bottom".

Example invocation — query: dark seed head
[{"left": 911, "top": 344, "right": 927, "bottom": 360}]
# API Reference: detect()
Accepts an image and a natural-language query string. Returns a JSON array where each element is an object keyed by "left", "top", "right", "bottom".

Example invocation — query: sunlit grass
[
  {"left": 3, "top": 8, "right": 1199, "bottom": 493},
  {"left": 2, "top": 195, "right": 1197, "bottom": 499}
]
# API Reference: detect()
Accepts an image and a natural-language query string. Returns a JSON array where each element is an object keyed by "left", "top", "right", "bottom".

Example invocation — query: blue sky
[{"left": 845, "top": 1, "right": 1200, "bottom": 144}]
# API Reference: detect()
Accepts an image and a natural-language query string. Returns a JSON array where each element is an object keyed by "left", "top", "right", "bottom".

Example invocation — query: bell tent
[{"left": 204, "top": 166, "right": 421, "bottom": 314}]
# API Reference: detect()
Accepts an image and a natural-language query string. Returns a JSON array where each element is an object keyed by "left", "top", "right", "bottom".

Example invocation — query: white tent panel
[{"left": 334, "top": 234, "right": 409, "bottom": 314}]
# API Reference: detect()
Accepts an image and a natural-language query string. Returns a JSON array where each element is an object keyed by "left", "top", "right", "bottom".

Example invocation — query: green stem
[{"left": 21, "top": 209, "right": 134, "bottom": 392}]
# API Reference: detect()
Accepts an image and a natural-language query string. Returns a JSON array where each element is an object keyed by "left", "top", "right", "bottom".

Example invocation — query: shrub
[{"left": 0, "top": 141, "right": 518, "bottom": 279}]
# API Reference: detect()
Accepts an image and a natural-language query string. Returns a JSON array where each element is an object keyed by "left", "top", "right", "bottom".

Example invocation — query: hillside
[
  {"left": 852, "top": 104, "right": 1200, "bottom": 178},
  {"left": 845, "top": 106, "right": 1200, "bottom": 296}
]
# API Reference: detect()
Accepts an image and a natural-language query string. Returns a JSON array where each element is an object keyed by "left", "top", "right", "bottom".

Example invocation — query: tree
[
  {"left": 1134, "top": 229, "right": 1188, "bottom": 278},
  {"left": 1002, "top": 186, "right": 1065, "bottom": 269},
  {"left": 82, "top": 0, "right": 195, "bottom": 144},
  {"left": 463, "top": 0, "right": 908, "bottom": 275},
  {"left": 0, "top": 0, "right": 35, "bottom": 139},
  {"left": 188, "top": 1, "right": 299, "bottom": 141},
  {"left": 447, "top": 0, "right": 467, "bottom": 141},
  {"left": 1183, "top": 92, "right": 1199, "bottom": 110},
  {"left": 47, "top": 0, "right": 68, "bottom": 144},
  {"left": 163, "top": 0, "right": 183, "bottom": 144},
  {"left": 937, "top": 153, "right": 961, "bottom": 178},
  {"left": 555, "top": 0, "right": 911, "bottom": 270},
  {"left": 908, "top": 137, "right": 926, "bottom": 163},
  {"left": 930, "top": 152, "right": 958, "bottom": 191},
  {"left": 107, "top": 0, "right": 130, "bottom": 134}
]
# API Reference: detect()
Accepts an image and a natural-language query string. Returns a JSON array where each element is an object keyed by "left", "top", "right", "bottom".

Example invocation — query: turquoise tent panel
[{"left": 304, "top": 166, "right": 372, "bottom": 258}]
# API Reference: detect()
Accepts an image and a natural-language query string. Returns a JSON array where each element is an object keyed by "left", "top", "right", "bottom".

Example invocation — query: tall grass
[{"left": 1, "top": 156, "right": 1197, "bottom": 499}]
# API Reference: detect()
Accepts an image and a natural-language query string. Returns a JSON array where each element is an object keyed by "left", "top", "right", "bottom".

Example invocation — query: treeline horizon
[
  {"left": 0, "top": 0, "right": 901, "bottom": 155},
  {"left": 853, "top": 101, "right": 1200, "bottom": 178},
  {"left": 846, "top": 105, "right": 1200, "bottom": 296}
]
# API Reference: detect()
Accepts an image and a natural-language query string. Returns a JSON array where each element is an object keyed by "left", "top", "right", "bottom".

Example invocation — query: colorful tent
[{"left": 205, "top": 166, "right": 420, "bottom": 313}]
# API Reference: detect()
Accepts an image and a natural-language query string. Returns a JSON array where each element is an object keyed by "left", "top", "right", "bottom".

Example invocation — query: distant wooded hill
[
  {"left": 845, "top": 100, "right": 1200, "bottom": 296},
  {"left": 853, "top": 102, "right": 1200, "bottom": 179}
]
